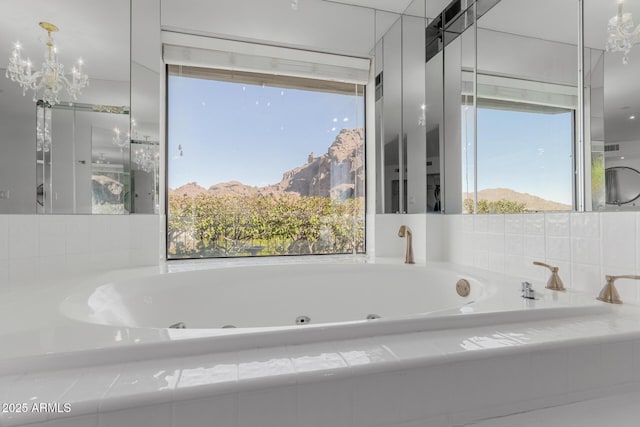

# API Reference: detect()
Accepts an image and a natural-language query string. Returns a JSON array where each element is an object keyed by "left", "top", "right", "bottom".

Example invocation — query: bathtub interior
[{"left": 60, "top": 264, "right": 487, "bottom": 329}]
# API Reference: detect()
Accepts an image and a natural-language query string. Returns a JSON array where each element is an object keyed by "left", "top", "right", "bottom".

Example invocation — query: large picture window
[{"left": 167, "top": 66, "right": 365, "bottom": 259}]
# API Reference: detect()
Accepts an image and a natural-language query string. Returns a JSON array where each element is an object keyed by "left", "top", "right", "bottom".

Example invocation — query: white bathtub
[
  {"left": 61, "top": 264, "right": 487, "bottom": 329},
  {"left": 0, "top": 260, "right": 604, "bottom": 376}
]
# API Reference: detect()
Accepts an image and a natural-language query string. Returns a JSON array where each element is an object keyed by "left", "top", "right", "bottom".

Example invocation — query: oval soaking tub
[
  {"left": 1, "top": 261, "right": 605, "bottom": 376},
  {"left": 61, "top": 263, "right": 488, "bottom": 330}
]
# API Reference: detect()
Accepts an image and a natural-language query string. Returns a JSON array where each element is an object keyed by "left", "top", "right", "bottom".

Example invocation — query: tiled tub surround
[
  {"left": 2, "top": 210, "right": 640, "bottom": 427},
  {"left": 0, "top": 259, "right": 631, "bottom": 427},
  {"left": 3, "top": 301, "right": 640, "bottom": 427},
  {"left": 0, "top": 214, "right": 161, "bottom": 290},
  {"left": 444, "top": 211, "right": 640, "bottom": 305}
]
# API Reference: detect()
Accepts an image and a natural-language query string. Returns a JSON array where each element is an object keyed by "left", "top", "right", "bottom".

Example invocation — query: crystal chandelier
[
  {"left": 606, "top": 0, "right": 640, "bottom": 64},
  {"left": 134, "top": 137, "right": 158, "bottom": 173},
  {"left": 112, "top": 127, "right": 128, "bottom": 150},
  {"left": 6, "top": 22, "right": 88, "bottom": 105}
]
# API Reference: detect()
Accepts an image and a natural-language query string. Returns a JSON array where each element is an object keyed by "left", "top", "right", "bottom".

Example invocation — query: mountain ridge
[
  {"left": 465, "top": 188, "right": 572, "bottom": 211},
  {"left": 169, "top": 128, "right": 364, "bottom": 199}
]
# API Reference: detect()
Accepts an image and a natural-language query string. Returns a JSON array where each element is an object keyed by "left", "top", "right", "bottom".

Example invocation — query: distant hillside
[
  {"left": 466, "top": 188, "right": 572, "bottom": 211},
  {"left": 169, "top": 128, "right": 364, "bottom": 199}
]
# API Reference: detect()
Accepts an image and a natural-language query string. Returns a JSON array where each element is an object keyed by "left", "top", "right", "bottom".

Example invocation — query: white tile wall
[
  {"left": 374, "top": 214, "right": 427, "bottom": 263},
  {"left": 0, "top": 214, "right": 161, "bottom": 290},
  {"left": 439, "top": 212, "right": 640, "bottom": 305}
]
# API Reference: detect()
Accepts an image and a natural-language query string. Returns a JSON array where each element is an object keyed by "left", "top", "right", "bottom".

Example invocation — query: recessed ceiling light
[
  {"left": 630, "top": 115, "right": 636, "bottom": 120},
  {"left": 621, "top": 156, "right": 626, "bottom": 160}
]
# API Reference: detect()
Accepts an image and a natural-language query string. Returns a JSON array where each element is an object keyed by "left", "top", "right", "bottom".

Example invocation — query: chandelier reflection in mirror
[
  {"left": 6, "top": 22, "right": 88, "bottom": 105},
  {"left": 35, "top": 100, "right": 52, "bottom": 152},
  {"left": 133, "top": 137, "right": 159, "bottom": 173},
  {"left": 606, "top": 0, "right": 640, "bottom": 64},
  {"left": 113, "top": 117, "right": 137, "bottom": 153},
  {"left": 112, "top": 127, "right": 128, "bottom": 151}
]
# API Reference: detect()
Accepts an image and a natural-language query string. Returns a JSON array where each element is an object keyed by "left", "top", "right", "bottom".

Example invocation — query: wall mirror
[
  {"left": 0, "top": 0, "right": 160, "bottom": 214},
  {"left": 463, "top": 0, "right": 579, "bottom": 214},
  {"left": 375, "top": 0, "right": 427, "bottom": 214},
  {"left": 388, "top": 0, "right": 580, "bottom": 215},
  {"left": 36, "top": 102, "right": 131, "bottom": 214},
  {"left": 403, "top": 0, "right": 640, "bottom": 215},
  {"left": 585, "top": 0, "right": 640, "bottom": 210},
  {"left": 131, "top": 0, "right": 161, "bottom": 214},
  {"left": 605, "top": 166, "right": 640, "bottom": 205}
]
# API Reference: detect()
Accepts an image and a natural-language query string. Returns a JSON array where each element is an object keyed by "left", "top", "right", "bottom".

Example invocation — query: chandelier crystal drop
[
  {"left": 606, "top": 0, "right": 640, "bottom": 64},
  {"left": 6, "top": 22, "right": 89, "bottom": 105}
]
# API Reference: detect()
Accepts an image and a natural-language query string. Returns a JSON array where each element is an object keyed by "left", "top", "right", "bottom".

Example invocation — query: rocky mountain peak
[{"left": 169, "top": 128, "right": 364, "bottom": 199}]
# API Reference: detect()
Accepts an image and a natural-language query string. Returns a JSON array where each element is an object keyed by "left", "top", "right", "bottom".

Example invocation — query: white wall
[
  {"left": 373, "top": 213, "right": 448, "bottom": 264},
  {"left": 0, "top": 214, "right": 161, "bottom": 290},
  {"left": 374, "top": 214, "right": 426, "bottom": 262}
]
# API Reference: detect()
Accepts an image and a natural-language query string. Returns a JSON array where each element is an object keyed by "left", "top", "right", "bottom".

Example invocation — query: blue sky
[
  {"left": 169, "top": 75, "right": 573, "bottom": 205},
  {"left": 168, "top": 76, "right": 364, "bottom": 188},
  {"left": 476, "top": 108, "right": 574, "bottom": 204}
]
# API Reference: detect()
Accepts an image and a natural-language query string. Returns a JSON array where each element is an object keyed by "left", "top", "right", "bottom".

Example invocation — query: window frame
[{"left": 164, "top": 65, "right": 367, "bottom": 260}]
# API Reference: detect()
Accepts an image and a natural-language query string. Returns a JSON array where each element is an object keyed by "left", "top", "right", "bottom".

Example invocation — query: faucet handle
[
  {"left": 597, "top": 275, "right": 640, "bottom": 304},
  {"left": 533, "top": 261, "right": 565, "bottom": 291},
  {"left": 533, "top": 261, "right": 557, "bottom": 272}
]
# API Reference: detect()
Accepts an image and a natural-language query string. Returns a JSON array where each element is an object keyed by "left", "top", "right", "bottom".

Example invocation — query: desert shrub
[
  {"left": 168, "top": 194, "right": 364, "bottom": 258},
  {"left": 464, "top": 198, "right": 527, "bottom": 214}
]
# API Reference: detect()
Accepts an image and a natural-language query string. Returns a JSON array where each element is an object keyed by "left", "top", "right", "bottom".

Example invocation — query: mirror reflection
[
  {"left": 470, "top": 0, "right": 578, "bottom": 214},
  {"left": 130, "top": 0, "right": 161, "bottom": 213},
  {"left": 0, "top": 0, "right": 162, "bottom": 215},
  {"left": 586, "top": 0, "right": 640, "bottom": 210},
  {"left": 375, "top": 0, "right": 427, "bottom": 214},
  {"left": 36, "top": 103, "right": 130, "bottom": 214},
  {"left": 605, "top": 166, "right": 640, "bottom": 205}
]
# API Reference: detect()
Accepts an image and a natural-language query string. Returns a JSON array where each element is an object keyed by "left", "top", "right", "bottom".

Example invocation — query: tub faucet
[
  {"left": 397, "top": 225, "right": 415, "bottom": 264},
  {"left": 533, "top": 261, "right": 565, "bottom": 291},
  {"left": 597, "top": 275, "right": 640, "bottom": 304}
]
